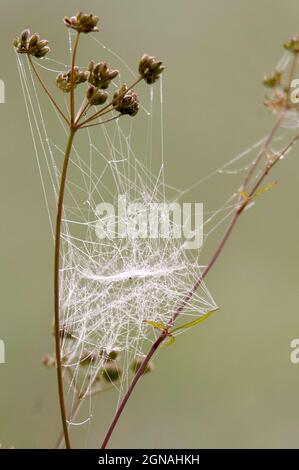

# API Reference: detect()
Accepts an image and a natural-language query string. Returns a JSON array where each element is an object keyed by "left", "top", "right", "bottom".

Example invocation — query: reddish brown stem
[{"left": 100, "top": 114, "right": 296, "bottom": 449}]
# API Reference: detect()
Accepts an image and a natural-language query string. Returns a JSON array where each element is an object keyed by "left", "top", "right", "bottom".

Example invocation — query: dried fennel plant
[
  {"left": 14, "top": 12, "right": 165, "bottom": 448},
  {"left": 14, "top": 12, "right": 299, "bottom": 449}
]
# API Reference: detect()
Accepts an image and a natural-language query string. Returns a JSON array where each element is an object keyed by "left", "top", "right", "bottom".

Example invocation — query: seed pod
[
  {"left": 29, "top": 33, "right": 40, "bottom": 49},
  {"left": 64, "top": 11, "right": 99, "bottom": 34},
  {"left": 139, "top": 54, "right": 165, "bottom": 84},
  {"left": 13, "top": 29, "right": 50, "bottom": 59},
  {"left": 284, "top": 35, "right": 299, "bottom": 54},
  {"left": 88, "top": 60, "right": 119, "bottom": 89},
  {"left": 35, "top": 46, "right": 50, "bottom": 58},
  {"left": 20, "top": 29, "right": 30, "bottom": 47},
  {"left": 37, "top": 39, "right": 49, "bottom": 49},
  {"left": 102, "top": 364, "right": 122, "bottom": 383},
  {"left": 86, "top": 85, "right": 108, "bottom": 105},
  {"left": 113, "top": 85, "right": 139, "bottom": 116},
  {"left": 107, "top": 350, "right": 120, "bottom": 361},
  {"left": 42, "top": 354, "right": 56, "bottom": 368},
  {"left": 56, "top": 67, "right": 88, "bottom": 93}
]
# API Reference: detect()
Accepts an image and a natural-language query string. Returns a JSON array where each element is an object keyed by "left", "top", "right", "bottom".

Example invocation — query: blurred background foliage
[{"left": 0, "top": 0, "right": 299, "bottom": 448}]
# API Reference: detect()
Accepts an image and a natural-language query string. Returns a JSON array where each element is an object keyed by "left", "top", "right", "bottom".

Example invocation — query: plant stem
[
  {"left": 70, "top": 32, "right": 80, "bottom": 126},
  {"left": 53, "top": 32, "right": 82, "bottom": 450},
  {"left": 75, "top": 98, "right": 89, "bottom": 124},
  {"left": 55, "top": 393, "right": 81, "bottom": 449},
  {"left": 241, "top": 111, "right": 284, "bottom": 192},
  {"left": 54, "top": 128, "right": 76, "bottom": 449},
  {"left": 79, "top": 114, "right": 121, "bottom": 129},
  {"left": 28, "top": 56, "right": 69, "bottom": 123},
  {"left": 100, "top": 114, "right": 294, "bottom": 449},
  {"left": 100, "top": 332, "right": 167, "bottom": 449}
]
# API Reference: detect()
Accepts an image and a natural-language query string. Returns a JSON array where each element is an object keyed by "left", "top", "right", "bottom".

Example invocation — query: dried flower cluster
[
  {"left": 139, "top": 54, "right": 165, "bottom": 84},
  {"left": 13, "top": 29, "right": 50, "bottom": 58},
  {"left": 284, "top": 34, "right": 299, "bottom": 54},
  {"left": 113, "top": 85, "right": 139, "bottom": 116},
  {"left": 264, "top": 35, "right": 299, "bottom": 114},
  {"left": 88, "top": 61, "right": 119, "bottom": 89},
  {"left": 13, "top": 11, "right": 165, "bottom": 448},
  {"left": 56, "top": 66, "right": 89, "bottom": 93},
  {"left": 13, "top": 13, "right": 164, "bottom": 123},
  {"left": 63, "top": 12, "right": 100, "bottom": 34}
]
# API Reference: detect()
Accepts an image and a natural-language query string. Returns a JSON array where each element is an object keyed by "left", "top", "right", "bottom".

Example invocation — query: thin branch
[
  {"left": 100, "top": 116, "right": 298, "bottom": 449},
  {"left": 79, "top": 114, "right": 121, "bottom": 130},
  {"left": 28, "top": 56, "right": 69, "bottom": 124},
  {"left": 70, "top": 32, "right": 80, "bottom": 125},
  {"left": 75, "top": 98, "right": 90, "bottom": 124},
  {"left": 100, "top": 333, "right": 167, "bottom": 449},
  {"left": 241, "top": 111, "right": 284, "bottom": 192}
]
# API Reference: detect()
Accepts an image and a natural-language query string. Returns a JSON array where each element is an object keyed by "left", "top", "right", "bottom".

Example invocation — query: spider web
[{"left": 16, "top": 31, "right": 291, "bottom": 439}]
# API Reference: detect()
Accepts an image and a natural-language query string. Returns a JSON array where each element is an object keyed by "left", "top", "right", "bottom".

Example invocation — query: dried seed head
[
  {"left": 28, "top": 33, "right": 40, "bottom": 49},
  {"left": 56, "top": 67, "right": 89, "bottom": 93},
  {"left": 86, "top": 85, "right": 108, "bottom": 105},
  {"left": 106, "top": 350, "right": 120, "bottom": 361},
  {"left": 64, "top": 12, "right": 99, "bottom": 34},
  {"left": 113, "top": 85, "right": 139, "bottom": 116},
  {"left": 20, "top": 29, "right": 30, "bottom": 47},
  {"left": 41, "top": 354, "right": 56, "bottom": 368},
  {"left": 263, "top": 70, "right": 282, "bottom": 88},
  {"left": 139, "top": 54, "right": 165, "bottom": 84},
  {"left": 130, "top": 357, "right": 154, "bottom": 375},
  {"left": 102, "top": 364, "right": 122, "bottom": 383},
  {"left": 13, "top": 29, "right": 50, "bottom": 58},
  {"left": 264, "top": 88, "right": 288, "bottom": 112},
  {"left": 88, "top": 60, "right": 119, "bottom": 89},
  {"left": 284, "top": 35, "right": 299, "bottom": 54}
]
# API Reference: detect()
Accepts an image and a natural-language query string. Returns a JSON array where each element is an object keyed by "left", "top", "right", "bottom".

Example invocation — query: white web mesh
[{"left": 16, "top": 31, "right": 291, "bottom": 435}]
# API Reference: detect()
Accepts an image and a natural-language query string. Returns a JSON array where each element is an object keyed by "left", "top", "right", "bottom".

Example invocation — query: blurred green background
[{"left": 1, "top": 0, "right": 299, "bottom": 449}]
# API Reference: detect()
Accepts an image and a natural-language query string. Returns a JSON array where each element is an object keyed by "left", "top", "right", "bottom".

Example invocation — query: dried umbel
[
  {"left": 284, "top": 34, "right": 299, "bottom": 54},
  {"left": 56, "top": 66, "right": 89, "bottom": 93},
  {"left": 88, "top": 60, "right": 119, "bottom": 89},
  {"left": 102, "top": 365, "right": 122, "bottom": 383},
  {"left": 113, "top": 85, "right": 139, "bottom": 116},
  {"left": 42, "top": 354, "right": 55, "bottom": 368},
  {"left": 264, "top": 88, "right": 289, "bottom": 113},
  {"left": 64, "top": 12, "right": 99, "bottom": 34},
  {"left": 263, "top": 37, "right": 299, "bottom": 114},
  {"left": 139, "top": 54, "right": 164, "bottom": 84},
  {"left": 13, "top": 29, "right": 50, "bottom": 58},
  {"left": 263, "top": 70, "right": 282, "bottom": 88}
]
